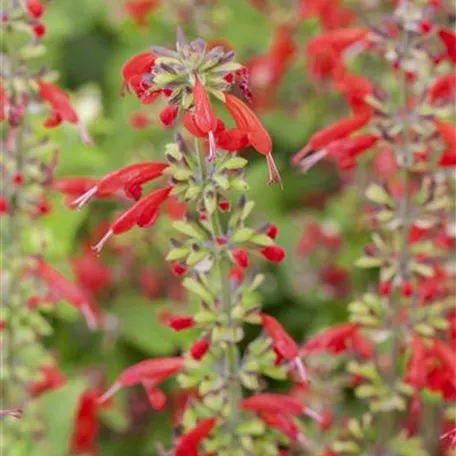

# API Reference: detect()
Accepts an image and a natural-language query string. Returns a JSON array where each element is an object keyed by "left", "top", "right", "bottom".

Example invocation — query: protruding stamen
[
  {"left": 208, "top": 130, "right": 217, "bottom": 161},
  {"left": 0, "top": 409, "right": 23, "bottom": 419},
  {"left": 71, "top": 186, "right": 98, "bottom": 209},
  {"left": 97, "top": 381, "right": 121, "bottom": 404},
  {"left": 266, "top": 153, "right": 283, "bottom": 188},
  {"left": 78, "top": 123, "right": 93, "bottom": 146},
  {"left": 81, "top": 303, "right": 98, "bottom": 331},
  {"left": 298, "top": 149, "right": 328, "bottom": 173},
  {"left": 92, "top": 229, "right": 113, "bottom": 255},
  {"left": 303, "top": 406, "right": 323, "bottom": 423},
  {"left": 294, "top": 357, "right": 310, "bottom": 384}
]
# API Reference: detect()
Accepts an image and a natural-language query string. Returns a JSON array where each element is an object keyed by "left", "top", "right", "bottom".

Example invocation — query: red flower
[
  {"left": 232, "top": 247, "right": 249, "bottom": 269},
  {"left": 260, "top": 245, "right": 286, "bottom": 263},
  {"left": 239, "top": 393, "right": 304, "bottom": 415},
  {"left": 224, "top": 93, "right": 281, "bottom": 185},
  {"left": 428, "top": 73, "right": 456, "bottom": 105},
  {"left": 130, "top": 111, "right": 150, "bottom": 129},
  {"left": 36, "top": 258, "right": 100, "bottom": 330},
  {"left": 438, "top": 28, "right": 456, "bottom": 64},
  {"left": 124, "top": 0, "right": 159, "bottom": 28},
  {"left": 98, "top": 357, "right": 183, "bottom": 408},
  {"left": 26, "top": 0, "right": 44, "bottom": 19},
  {"left": 175, "top": 417, "right": 217, "bottom": 456},
  {"left": 434, "top": 118, "right": 456, "bottom": 166},
  {"left": 37, "top": 81, "right": 91, "bottom": 144},
  {"left": 260, "top": 313, "right": 309, "bottom": 382},
  {"left": 301, "top": 323, "right": 374, "bottom": 359},
  {"left": 168, "top": 315, "right": 195, "bottom": 331},
  {"left": 193, "top": 75, "right": 218, "bottom": 135},
  {"left": 121, "top": 52, "right": 160, "bottom": 103},
  {"left": 333, "top": 72, "right": 373, "bottom": 114},
  {"left": 71, "top": 161, "right": 168, "bottom": 208},
  {"left": 260, "top": 412, "right": 306, "bottom": 445},
  {"left": 32, "top": 23, "right": 46, "bottom": 37},
  {"left": 92, "top": 186, "right": 173, "bottom": 253},
  {"left": 190, "top": 339, "right": 211, "bottom": 361},
  {"left": 28, "top": 365, "right": 66, "bottom": 397},
  {"left": 160, "top": 104, "right": 179, "bottom": 127},
  {"left": 0, "top": 83, "right": 7, "bottom": 123},
  {"left": 292, "top": 112, "right": 372, "bottom": 164}
]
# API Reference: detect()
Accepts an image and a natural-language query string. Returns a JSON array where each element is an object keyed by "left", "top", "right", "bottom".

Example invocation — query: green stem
[{"left": 195, "top": 141, "right": 241, "bottom": 428}]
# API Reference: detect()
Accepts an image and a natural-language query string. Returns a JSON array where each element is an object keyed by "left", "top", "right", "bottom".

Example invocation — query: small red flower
[
  {"left": 160, "top": 104, "right": 179, "bottom": 127},
  {"left": 224, "top": 93, "right": 281, "bottom": 185},
  {"left": 98, "top": 357, "right": 184, "bottom": 406},
  {"left": 130, "top": 111, "right": 150, "bottom": 129},
  {"left": 292, "top": 113, "right": 372, "bottom": 164},
  {"left": 37, "top": 81, "right": 91, "bottom": 144},
  {"left": 28, "top": 365, "right": 66, "bottom": 397},
  {"left": 260, "top": 245, "right": 286, "bottom": 263},
  {"left": 168, "top": 315, "right": 195, "bottom": 331},
  {"left": 124, "top": 0, "right": 159, "bottom": 28},
  {"left": 26, "top": 0, "right": 44, "bottom": 19},
  {"left": 175, "top": 417, "right": 217, "bottom": 456},
  {"left": 218, "top": 200, "right": 231, "bottom": 212},
  {"left": 239, "top": 394, "right": 304, "bottom": 415},
  {"left": 190, "top": 339, "right": 211, "bottom": 361},
  {"left": 92, "top": 186, "right": 173, "bottom": 253},
  {"left": 0, "top": 196, "right": 8, "bottom": 214},
  {"left": 260, "top": 313, "right": 309, "bottom": 382},
  {"left": 193, "top": 75, "right": 218, "bottom": 135},
  {"left": 232, "top": 247, "right": 249, "bottom": 269},
  {"left": 172, "top": 263, "right": 187, "bottom": 277},
  {"left": 32, "top": 23, "right": 46, "bottom": 37},
  {"left": 71, "top": 249, "right": 111, "bottom": 296},
  {"left": 438, "top": 27, "right": 456, "bottom": 64},
  {"left": 429, "top": 73, "right": 456, "bottom": 105}
]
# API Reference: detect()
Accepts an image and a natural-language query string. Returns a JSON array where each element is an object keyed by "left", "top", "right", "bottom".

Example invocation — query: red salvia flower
[
  {"left": 37, "top": 81, "right": 92, "bottom": 144},
  {"left": 438, "top": 28, "right": 456, "bottom": 64},
  {"left": 175, "top": 417, "right": 217, "bottom": 456},
  {"left": 71, "top": 162, "right": 168, "bottom": 208},
  {"left": 121, "top": 52, "right": 160, "bottom": 103},
  {"left": 301, "top": 323, "right": 374, "bottom": 359},
  {"left": 333, "top": 72, "right": 374, "bottom": 114},
  {"left": 190, "top": 339, "right": 211, "bottom": 361},
  {"left": 239, "top": 394, "right": 304, "bottom": 415},
  {"left": 124, "top": 0, "right": 159, "bottom": 28},
  {"left": 232, "top": 247, "right": 249, "bottom": 269},
  {"left": 92, "top": 186, "right": 173, "bottom": 253},
  {"left": 26, "top": 0, "right": 44, "bottom": 19},
  {"left": 434, "top": 118, "right": 456, "bottom": 166},
  {"left": 160, "top": 104, "right": 179, "bottom": 128},
  {"left": 36, "top": 258, "right": 99, "bottom": 329},
  {"left": 224, "top": 93, "right": 281, "bottom": 185},
  {"left": 292, "top": 112, "right": 372, "bottom": 164},
  {"left": 265, "top": 223, "right": 278, "bottom": 239},
  {"left": 260, "top": 313, "right": 309, "bottom": 382},
  {"left": 428, "top": 73, "right": 456, "bottom": 105},
  {"left": 32, "top": 23, "right": 46, "bottom": 37},
  {"left": 98, "top": 357, "right": 183, "bottom": 406},
  {"left": 0, "top": 83, "right": 7, "bottom": 123},
  {"left": 260, "top": 412, "right": 307, "bottom": 445},
  {"left": 193, "top": 75, "right": 218, "bottom": 135},
  {"left": 260, "top": 245, "right": 286, "bottom": 263},
  {"left": 28, "top": 365, "right": 66, "bottom": 397},
  {"left": 168, "top": 315, "right": 195, "bottom": 331}
]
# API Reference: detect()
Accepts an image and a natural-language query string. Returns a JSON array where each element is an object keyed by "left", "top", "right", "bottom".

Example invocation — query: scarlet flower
[
  {"left": 175, "top": 417, "right": 217, "bottom": 456},
  {"left": 0, "top": 83, "right": 7, "bottom": 123},
  {"left": 260, "top": 313, "right": 309, "bottom": 382},
  {"left": 71, "top": 162, "right": 168, "bottom": 208},
  {"left": 121, "top": 52, "right": 160, "bottom": 103},
  {"left": 301, "top": 323, "right": 374, "bottom": 359},
  {"left": 28, "top": 365, "right": 66, "bottom": 397},
  {"left": 193, "top": 75, "right": 218, "bottom": 135},
  {"left": 130, "top": 111, "right": 150, "bottom": 129},
  {"left": 260, "top": 412, "right": 305, "bottom": 444},
  {"left": 292, "top": 113, "right": 372, "bottom": 164},
  {"left": 438, "top": 28, "right": 456, "bottom": 64},
  {"left": 333, "top": 72, "right": 373, "bottom": 115},
  {"left": 265, "top": 223, "right": 278, "bottom": 239},
  {"left": 260, "top": 245, "right": 286, "bottom": 263},
  {"left": 232, "top": 247, "right": 249, "bottom": 269},
  {"left": 428, "top": 73, "right": 456, "bottom": 105},
  {"left": 124, "top": 0, "right": 159, "bottom": 28},
  {"left": 36, "top": 258, "right": 99, "bottom": 330},
  {"left": 160, "top": 103, "right": 179, "bottom": 127},
  {"left": 26, "top": 0, "right": 44, "bottom": 18},
  {"left": 37, "top": 81, "right": 92, "bottom": 144},
  {"left": 92, "top": 186, "right": 173, "bottom": 253},
  {"left": 239, "top": 394, "right": 304, "bottom": 415},
  {"left": 434, "top": 118, "right": 456, "bottom": 166},
  {"left": 98, "top": 357, "right": 183, "bottom": 407},
  {"left": 224, "top": 93, "right": 281, "bottom": 185},
  {"left": 168, "top": 315, "right": 195, "bottom": 331},
  {"left": 190, "top": 339, "right": 211, "bottom": 361},
  {"left": 172, "top": 263, "right": 187, "bottom": 277},
  {"left": 32, "top": 23, "right": 46, "bottom": 37}
]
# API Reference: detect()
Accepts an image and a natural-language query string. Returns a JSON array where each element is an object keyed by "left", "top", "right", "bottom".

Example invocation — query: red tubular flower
[
  {"left": 168, "top": 315, "right": 195, "bottom": 331},
  {"left": 434, "top": 118, "right": 456, "bottom": 166},
  {"left": 292, "top": 112, "right": 372, "bottom": 164},
  {"left": 239, "top": 394, "right": 304, "bottom": 415},
  {"left": 190, "top": 339, "right": 211, "bottom": 361},
  {"left": 71, "top": 162, "right": 168, "bottom": 208},
  {"left": 260, "top": 245, "right": 286, "bottom": 263},
  {"left": 92, "top": 186, "right": 173, "bottom": 253},
  {"left": 260, "top": 412, "right": 307, "bottom": 445},
  {"left": 333, "top": 73, "right": 374, "bottom": 114},
  {"left": 260, "top": 313, "right": 309, "bottom": 382},
  {"left": 121, "top": 52, "right": 160, "bottom": 103},
  {"left": 266, "top": 223, "right": 278, "bottom": 239},
  {"left": 160, "top": 104, "right": 179, "bottom": 127},
  {"left": 175, "top": 417, "right": 217, "bottom": 456},
  {"left": 28, "top": 365, "right": 66, "bottom": 397},
  {"left": 36, "top": 258, "right": 99, "bottom": 330},
  {"left": 26, "top": 0, "right": 44, "bottom": 19},
  {"left": 232, "top": 247, "right": 249, "bottom": 269},
  {"left": 32, "top": 23, "right": 46, "bottom": 37},
  {"left": 52, "top": 177, "right": 99, "bottom": 206},
  {"left": 98, "top": 357, "right": 183, "bottom": 405},
  {"left": 298, "top": 134, "right": 379, "bottom": 171},
  {"left": 172, "top": 263, "right": 187, "bottom": 277},
  {"left": 438, "top": 28, "right": 456, "bottom": 64},
  {"left": 0, "top": 83, "right": 7, "bottom": 123},
  {"left": 224, "top": 93, "right": 282, "bottom": 185},
  {"left": 124, "top": 0, "right": 159, "bottom": 28},
  {"left": 37, "top": 81, "right": 92, "bottom": 144},
  {"left": 301, "top": 323, "right": 374, "bottom": 359},
  {"left": 428, "top": 73, "right": 456, "bottom": 105},
  {"left": 193, "top": 76, "right": 218, "bottom": 135}
]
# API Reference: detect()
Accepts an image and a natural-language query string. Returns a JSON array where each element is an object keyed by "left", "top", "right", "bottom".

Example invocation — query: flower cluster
[{"left": 293, "top": 1, "right": 455, "bottom": 454}]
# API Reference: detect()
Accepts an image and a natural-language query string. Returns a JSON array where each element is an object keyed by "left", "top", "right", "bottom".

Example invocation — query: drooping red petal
[{"left": 193, "top": 75, "right": 218, "bottom": 134}]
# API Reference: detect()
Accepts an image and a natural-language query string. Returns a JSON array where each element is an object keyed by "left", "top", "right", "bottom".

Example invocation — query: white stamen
[
  {"left": 208, "top": 130, "right": 217, "bottom": 161},
  {"left": 81, "top": 303, "right": 98, "bottom": 331},
  {"left": 92, "top": 229, "right": 113, "bottom": 255},
  {"left": 294, "top": 357, "right": 310, "bottom": 384},
  {"left": 78, "top": 123, "right": 94, "bottom": 146},
  {"left": 71, "top": 186, "right": 98, "bottom": 209},
  {"left": 299, "top": 149, "right": 328, "bottom": 173},
  {"left": 303, "top": 406, "right": 323, "bottom": 423},
  {"left": 97, "top": 381, "right": 121, "bottom": 404}
]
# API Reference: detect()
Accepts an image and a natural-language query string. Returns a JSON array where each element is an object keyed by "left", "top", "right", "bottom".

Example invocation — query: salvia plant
[
  {"left": 1, "top": 0, "right": 91, "bottom": 452},
  {"left": 292, "top": 0, "right": 455, "bottom": 455}
]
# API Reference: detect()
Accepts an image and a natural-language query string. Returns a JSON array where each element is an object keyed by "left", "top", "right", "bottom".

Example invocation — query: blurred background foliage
[{"left": 29, "top": 0, "right": 377, "bottom": 454}]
